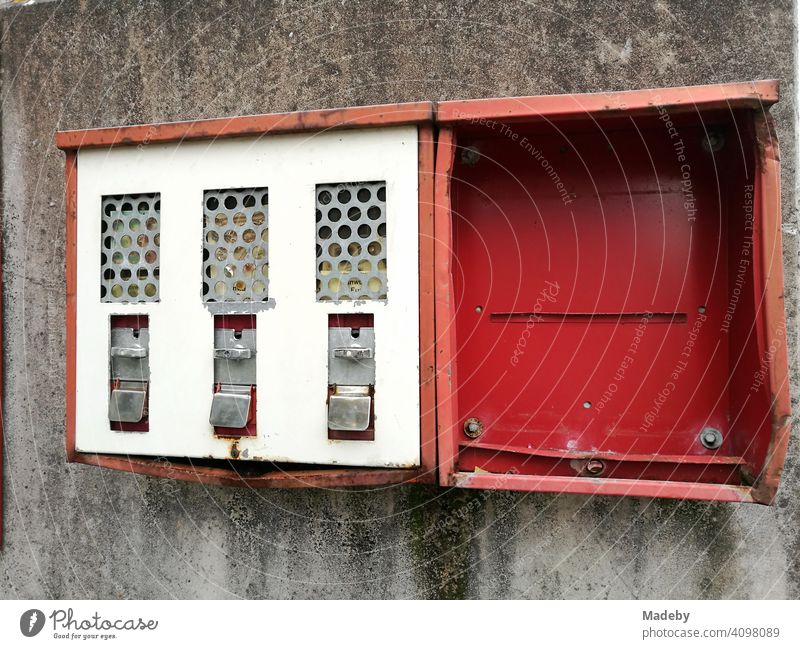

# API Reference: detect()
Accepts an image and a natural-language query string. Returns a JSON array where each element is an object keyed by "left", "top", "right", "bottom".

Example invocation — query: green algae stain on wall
[{"left": 403, "top": 485, "right": 487, "bottom": 599}]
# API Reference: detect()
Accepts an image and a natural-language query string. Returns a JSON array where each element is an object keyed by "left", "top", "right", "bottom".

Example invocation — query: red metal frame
[
  {"left": 434, "top": 80, "right": 789, "bottom": 504},
  {"left": 58, "top": 103, "right": 437, "bottom": 488},
  {"left": 55, "top": 103, "right": 434, "bottom": 150},
  {"left": 436, "top": 81, "right": 779, "bottom": 125}
]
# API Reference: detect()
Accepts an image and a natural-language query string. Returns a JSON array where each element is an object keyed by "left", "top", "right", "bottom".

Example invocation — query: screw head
[
  {"left": 460, "top": 145, "right": 481, "bottom": 167},
  {"left": 585, "top": 459, "right": 605, "bottom": 476},
  {"left": 699, "top": 427, "right": 723, "bottom": 450},
  {"left": 463, "top": 417, "right": 484, "bottom": 439},
  {"left": 702, "top": 129, "right": 725, "bottom": 153}
]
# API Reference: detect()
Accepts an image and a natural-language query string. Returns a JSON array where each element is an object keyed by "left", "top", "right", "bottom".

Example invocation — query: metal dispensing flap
[
  {"left": 109, "top": 381, "right": 147, "bottom": 423},
  {"left": 328, "top": 385, "right": 372, "bottom": 431},
  {"left": 328, "top": 327, "right": 375, "bottom": 386},
  {"left": 110, "top": 327, "right": 150, "bottom": 381},
  {"left": 213, "top": 328, "right": 257, "bottom": 385},
  {"left": 209, "top": 385, "right": 251, "bottom": 428}
]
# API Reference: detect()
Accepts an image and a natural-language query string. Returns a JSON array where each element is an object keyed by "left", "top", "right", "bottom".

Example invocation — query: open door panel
[{"left": 434, "top": 81, "right": 790, "bottom": 504}]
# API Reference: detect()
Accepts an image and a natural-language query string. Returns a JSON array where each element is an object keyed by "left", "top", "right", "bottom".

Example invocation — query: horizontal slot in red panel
[{"left": 489, "top": 312, "right": 687, "bottom": 324}]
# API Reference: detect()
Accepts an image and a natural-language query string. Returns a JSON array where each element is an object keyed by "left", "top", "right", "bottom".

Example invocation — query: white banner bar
[{"left": 0, "top": 600, "right": 796, "bottom": 648}]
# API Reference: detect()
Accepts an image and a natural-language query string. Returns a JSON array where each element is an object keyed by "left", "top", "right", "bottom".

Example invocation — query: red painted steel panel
[
  {"left": 435, "top": 81, "right": 789, "bottom": 503},
  {"left": 452, "top": 122, "right": 730, "bottom": 456}
]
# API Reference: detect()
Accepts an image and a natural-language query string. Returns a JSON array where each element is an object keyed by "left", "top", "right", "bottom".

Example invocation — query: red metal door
[{"left": 434, "top": 81, "right": 790, "bottom": 503}]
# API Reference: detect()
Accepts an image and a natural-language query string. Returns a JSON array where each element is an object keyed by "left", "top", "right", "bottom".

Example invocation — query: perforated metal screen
[
  {"left": 316, "top": 181, "right": 387, "bottom": 301},
  {"left": 203, "top": 187, "right": 269, "bottom": 303},
  {"left": 101, "top": 194, "right": 161, "bottom": 303}
]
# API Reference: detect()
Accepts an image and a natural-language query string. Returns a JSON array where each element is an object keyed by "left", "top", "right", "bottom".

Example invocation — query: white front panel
[{"left": 74, "top": 126, "right": 420, "bottom": 468}]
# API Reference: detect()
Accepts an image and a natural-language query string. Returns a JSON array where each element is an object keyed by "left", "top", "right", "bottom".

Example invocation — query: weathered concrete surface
[{"left": 1, "top": 0, "right": 798, "bottom": 598}]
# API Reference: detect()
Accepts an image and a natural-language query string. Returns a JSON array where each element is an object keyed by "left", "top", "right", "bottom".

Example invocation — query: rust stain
[{"left": 71, "top": 451, "right": 425, "bottom": 488}]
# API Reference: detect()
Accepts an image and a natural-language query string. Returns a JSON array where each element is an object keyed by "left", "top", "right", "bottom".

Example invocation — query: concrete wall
[{"left": 1, "top": 0, "right": 798, "bottom": 599}]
